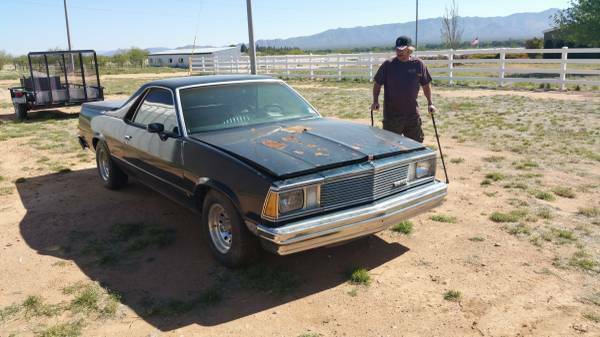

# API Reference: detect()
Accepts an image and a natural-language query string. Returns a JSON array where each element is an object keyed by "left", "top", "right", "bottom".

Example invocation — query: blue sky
[{"left": 1, "top": 0, "right": 570, "bottom": 55}]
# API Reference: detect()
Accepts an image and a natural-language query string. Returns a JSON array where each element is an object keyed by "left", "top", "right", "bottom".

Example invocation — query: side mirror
[{"left": 147, "top": 123, "right": 164, "bottom": 134}]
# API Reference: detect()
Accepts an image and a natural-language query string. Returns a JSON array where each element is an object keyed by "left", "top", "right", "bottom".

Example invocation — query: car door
[{"left": 120, "top": 87, "right": 187, "bottom": 196}]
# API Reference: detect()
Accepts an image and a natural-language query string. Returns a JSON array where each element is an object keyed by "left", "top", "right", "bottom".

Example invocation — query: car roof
[{"left": 145, "top": 75, "right": 277, "bottom": 90}]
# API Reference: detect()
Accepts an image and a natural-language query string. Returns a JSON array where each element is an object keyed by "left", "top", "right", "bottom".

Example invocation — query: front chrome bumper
[{"left": 257, "top": 180, "right": 448, "bottom": 255}]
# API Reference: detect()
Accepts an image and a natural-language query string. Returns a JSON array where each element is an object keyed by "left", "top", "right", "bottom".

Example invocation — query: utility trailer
[{"left": 8, "top": 50, "right": 103, "bottom": 120}]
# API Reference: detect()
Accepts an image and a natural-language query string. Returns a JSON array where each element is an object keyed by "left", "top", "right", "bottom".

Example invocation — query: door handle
[{"left": 124, "top": 135, "right": 132, "bottom": 140}]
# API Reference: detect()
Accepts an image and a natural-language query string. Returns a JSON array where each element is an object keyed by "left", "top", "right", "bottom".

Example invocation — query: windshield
[{"left": 179, "top": 82, "right": 319, "bottom": 133}]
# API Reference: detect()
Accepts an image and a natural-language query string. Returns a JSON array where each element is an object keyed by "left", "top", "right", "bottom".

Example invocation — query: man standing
[{"left": 371, "top": 36, "right": 436, "bottom": 143}]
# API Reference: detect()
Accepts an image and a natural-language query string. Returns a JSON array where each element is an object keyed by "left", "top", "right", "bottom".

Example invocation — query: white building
[{"left": 147, "top": 47, "right": 241, "bottom": 68}]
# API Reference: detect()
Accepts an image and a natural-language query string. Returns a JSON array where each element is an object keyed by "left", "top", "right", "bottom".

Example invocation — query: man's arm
[
  {"left": 371, "top": 82, "right": 381, "bottom": 111},
  {"left": 422, "top": 83, "right": 436, "bottom": 114}
]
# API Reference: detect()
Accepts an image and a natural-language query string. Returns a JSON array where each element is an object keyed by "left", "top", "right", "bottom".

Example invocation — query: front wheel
[
  {"left": 95, "top": 141, "right": 128, "bottom": 190},
  {"left": 201, "top": 190, "right": 260, "bottom": 267},
  {"left": 14, "top": 104, "right": 27, "bottom": 121}
]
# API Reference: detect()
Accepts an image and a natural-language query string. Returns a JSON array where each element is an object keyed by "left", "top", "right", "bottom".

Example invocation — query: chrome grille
[{"left": 321, "top": 164, "right": 409, "bottom": 208}]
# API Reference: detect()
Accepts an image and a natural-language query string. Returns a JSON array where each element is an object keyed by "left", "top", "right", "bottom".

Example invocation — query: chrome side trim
[{"left": 257, "top": 180, "right": 447, "bottom": 255}]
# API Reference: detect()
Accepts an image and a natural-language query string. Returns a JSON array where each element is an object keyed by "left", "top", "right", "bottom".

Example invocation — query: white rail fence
[{"left": 190, "top": 47, "right": 600, "bottom": 89}]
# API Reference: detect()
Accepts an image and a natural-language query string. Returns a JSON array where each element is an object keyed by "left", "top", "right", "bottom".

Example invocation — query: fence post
[
  {"left": 337, "top": 54, "right": 342, "bottom": 81},
  {"left": 230, "top": 56, "right": 234, "bottom": 73},
  {"left": 448, "top": 49, "right": 454, "bottom": 86},
  {"left": 214, "top": 56, "right": 219, "bottom": 75},
  {"left": 560, "top": 46, "right": 568, "bottom": 91},
  {"left": 188, "top": 55, "right": 192, "bottom": 76},
  {"left": 499, "top": 48, "right": 506, "bottom": 87},
  {"left": 309, "top": 53, "right": 314, "bottom": 80},
  {"left": 201, "top": 57, "right": 205, "bottom": 73},
  {"left": 368, "top": 52, "right": 374, "bottom": 81},
  {"left": 235, "top": 56, "right": 240, "bottom": 74}
]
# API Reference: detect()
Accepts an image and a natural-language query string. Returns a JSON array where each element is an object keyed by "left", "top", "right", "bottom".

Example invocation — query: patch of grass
[
  {"left": 0, "top": 303, "right": 21, "bottom": 322},
  {"left": 240, "top": 264, "right": 300, "bottom": 295},
  {"left": 298, "top": 333, "right": 320, "bottom": 337},
  {"left": 502, "top": 182, "right": 528, "bottom": 190},
  {"left": 489, "top": 209, "right": 527, "bottom": 223},
  {"left": 583, "top": 312, "right": 600, "bottom": 323},
  {"left": 482, "top": 155, "right": 505, "bottom": 163},
  {"left": 483, "top": 191, "right": 498, "bottom": 197},
  {"left": 506, "top": 223, "right": 531, "bottom": 236},
  {"left": 485, "top": 172, "right": 505, "bottom": 181},
  {"left": 469, "top": 236, "right": 485, "bottom": 242},
  {"left": 551, "top": 186, "right": 576, "bottom": 199},
  {"left": 580, "top": 292, "right": 600, "bottom": 307},
  {"left": 347, "top": 288, "right": 358, "bottom": 297},
  {"left": 569, "top": 251, "right": 599, "bottom": 272},
  {"left": 64, "top": 282, "right": 121, "bottom": 318},
  {"left": 532, "top": 190, "right": 556, "bottom": 201},
  {"left": 0, "top": 186, "right": 14, "bottom": 196},
  {"left": 391, "top": 220, "right": 413, "bottom": 234},
  {"left": 450, "top": 157, "right": 464, "bottom": 164},
  {"left": 39, "top": 319, "right": 84, "bottom": 337},
  {"left": 430, "top": 214, "right": 457, "bottom": 223},
  {"left": 480, "top": 179, "right": 492, "bottom": 186},
  {"left": 536, "top": 208, "right": 553, "bottom": 220},
  {"left": 348, "top": 268, "right": 371, "bottom": 286},
  {"left": 22, "top": 295, "right": 62, "bottom": 318},
  {"left": 513, "top": 159, "right": 539, "bottom": 170},
  {"left": 578, "top": 207, "right": 599, "bottom": 218},
  {"left": 551, "top": 228, "right": 576, "bottom": 241},
  {"left": 443, "top": 290, "right": 462, "bottom": 302},
  {"left": 140, "top": 285, "right": 222, "bottom": 316}
]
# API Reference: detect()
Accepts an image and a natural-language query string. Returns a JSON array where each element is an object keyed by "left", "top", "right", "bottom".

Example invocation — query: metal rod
[
  {"left": 415, "top": 0, "right": 419, "bottom": 51},
  {"left": 63, "top": 0, "right": 72, "bottom": 50},
  {"left": 430, "top": 113, "right": 449, "bottom": 184},
  {"left": 43, "top": 54, "right": 54, "bottom": 103},
  {"left": 370, "top": 108, "right": 374, "bottom": 127},
  {"left": 246, "top": 0, "right": 257, "bottom": 75}
]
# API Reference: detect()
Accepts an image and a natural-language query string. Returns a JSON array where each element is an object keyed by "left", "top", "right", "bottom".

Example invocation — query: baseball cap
[{"left": 395, "top": 36, "right": 415, "bottom": 51}]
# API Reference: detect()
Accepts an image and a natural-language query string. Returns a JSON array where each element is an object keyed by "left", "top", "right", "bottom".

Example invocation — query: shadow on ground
[
  {"left": 0, "top": 109, "right": 78, "bottom": 122},
  {"left": 17, "top": 168, "right": 407, "bottom": 330}
]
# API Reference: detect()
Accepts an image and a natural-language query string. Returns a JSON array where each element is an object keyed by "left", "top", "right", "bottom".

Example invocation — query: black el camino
[{"left": 78, "top": 75, "right": 447, "bottom": 267}]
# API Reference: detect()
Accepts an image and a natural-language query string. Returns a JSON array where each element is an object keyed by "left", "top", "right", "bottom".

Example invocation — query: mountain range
[
  {"left": 256, "top": 9, "right": 559, "bottom": 49},
  {"left": 98, "top": 8, "right": 559, "bottom": 55}
]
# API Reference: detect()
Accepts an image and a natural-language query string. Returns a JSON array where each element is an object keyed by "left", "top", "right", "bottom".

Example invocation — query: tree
[
  {"left": 525, "top": 37, "right": 544, "bottom": 58},
  {"left": 441, "top": 0, "right": 463, "bottom": 49},
  {"left": 0, "top": 50, "right": 12, "bottom": 70},
  {"left": 554, "top": 0, "right": 600, "bottom": 46},
  {"left": 127, "top": 47, "right": 149, "bottom": 68},
  {"left": 240, "top": 44, "right": 248, "bottom": 53}
]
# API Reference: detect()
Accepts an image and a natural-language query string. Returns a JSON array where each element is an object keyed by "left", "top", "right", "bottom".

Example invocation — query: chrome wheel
[
  {"left": 98, "top": 148, "right": 111, "bottom": 181},
  {"left": 208, "top": 203, "right": 232, "bottom": 254}
]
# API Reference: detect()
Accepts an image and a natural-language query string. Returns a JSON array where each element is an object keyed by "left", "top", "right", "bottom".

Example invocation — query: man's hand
[
  {"left": 428, "top": 104, "right": 437, "bottom": 115},
  {"left": 371, "top": 102, "right": 380, "bottom": 111}
]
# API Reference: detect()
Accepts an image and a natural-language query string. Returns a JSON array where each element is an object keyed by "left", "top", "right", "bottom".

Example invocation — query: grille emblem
[{"left": 392, "top": 179, "right": 407, "bottom": 188}]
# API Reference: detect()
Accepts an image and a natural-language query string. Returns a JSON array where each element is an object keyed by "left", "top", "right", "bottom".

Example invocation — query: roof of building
[
  {"left": 148, "top": 47, "right": 238, "bottom": 56},
  {"left": 144, "top": 75, "right": 276, "bottom": 90}
]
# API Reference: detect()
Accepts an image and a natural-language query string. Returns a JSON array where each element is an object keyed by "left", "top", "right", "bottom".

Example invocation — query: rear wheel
[
  {"left": 95, "top": 141, "right": 128, "bottom": 190},
  {"left": 14, "top": 104, "right": 27, "bottom": 121},
  {"left": 201, "top": 190, "right": 260, "bottom": 267}
]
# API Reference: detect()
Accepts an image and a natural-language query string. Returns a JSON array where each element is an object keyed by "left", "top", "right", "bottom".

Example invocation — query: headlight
[
  {"left": 279, "top": 189, "right": 304, "bottom": 213},
  {"left": 408, "top": 158, "right": 436, "bottom": 181},
  {"left": 262, "top": 184, "right": 321, "bottom": 219}
]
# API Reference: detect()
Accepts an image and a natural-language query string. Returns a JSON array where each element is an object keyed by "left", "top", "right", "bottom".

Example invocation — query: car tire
[
  {"left": 14, "top": 104, "right": 27, "bottom": 121},
  {"left": 95, "top": 141, "right": 128, "bottom": 190},
  {"left": 201, "top": 190, "right": 260, "bottom": 268}
]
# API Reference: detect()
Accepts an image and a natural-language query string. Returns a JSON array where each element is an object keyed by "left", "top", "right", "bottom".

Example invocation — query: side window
[{"left": 132, "top": 88, "right": 179, "bottom": 134}]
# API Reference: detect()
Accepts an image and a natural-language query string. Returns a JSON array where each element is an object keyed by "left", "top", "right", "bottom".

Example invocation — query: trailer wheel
[{"left": 14, "top": 104, "right": 28, "bottom": 121}]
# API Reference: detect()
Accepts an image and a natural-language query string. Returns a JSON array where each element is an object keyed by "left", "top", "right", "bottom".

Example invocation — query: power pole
[
  {"left": 415, "top": 0, "right": 419, "bottom": 51},
  {"left": 246, "top": 0, "right": 257, "bottom": 74},
  {"left": 63, "top": 0, "right": 72, "bottom": 50}
]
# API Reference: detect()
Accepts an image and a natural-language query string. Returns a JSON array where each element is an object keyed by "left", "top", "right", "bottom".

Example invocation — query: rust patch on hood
[
  {"left": 261, "top": 139, "right": 286, "bottom": 149},
  {"left": 282, "top": 125, "right": 311, "bottom": 133}
]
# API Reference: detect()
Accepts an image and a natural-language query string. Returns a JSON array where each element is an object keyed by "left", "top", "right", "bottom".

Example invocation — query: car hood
[{"left": 190, "top": 118, "right": 424, "bottom": 179}]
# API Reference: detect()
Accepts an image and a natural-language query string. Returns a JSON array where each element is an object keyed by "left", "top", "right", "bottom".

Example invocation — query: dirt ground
[{"left": 0, "top": 75, "right": 599, "bottom": 337}]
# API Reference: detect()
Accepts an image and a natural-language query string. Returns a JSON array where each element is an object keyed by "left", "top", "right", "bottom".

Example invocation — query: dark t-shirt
[{"left": 374, "top": 57, "right": 432, "bottom": 123}]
